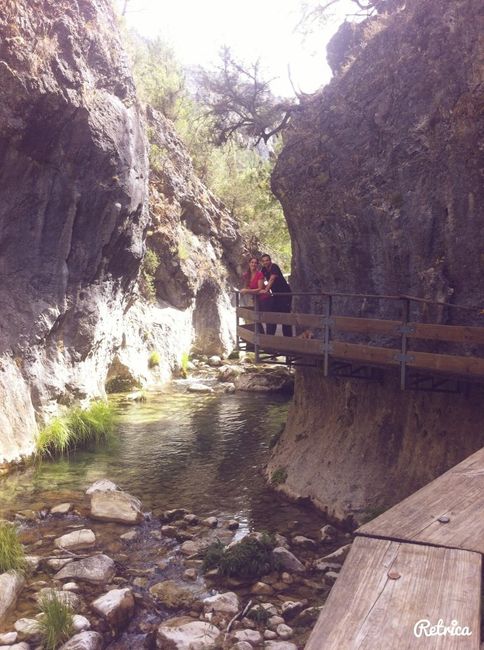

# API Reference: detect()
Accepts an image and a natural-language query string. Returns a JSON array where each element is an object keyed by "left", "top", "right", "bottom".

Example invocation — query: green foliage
[
  {"left": 248, "top": 605, "right": 271, "bottom": 625},
  {"left": 148, "top": 350, "right": 161, "bottom": 368},
  {"left": 0, "top": 521, "right": 27, "bottom": 573},
  {"left": 38, "top": 592, "right": 74, "bottom": 650},
  {"left": 36, "top": 402, "right": 116, "bottom": 458},
  {"left": 180, "top": 351, "right": 190, "bottom": 378},
  {"left": 271, "top": 467, "right": 288, "bottom": 485},
  {"left": 202, "top": 534, "right": 278, "bottom": 579},
  {"left": 140, "top": 248, "right": 160, "bottom": 302}
]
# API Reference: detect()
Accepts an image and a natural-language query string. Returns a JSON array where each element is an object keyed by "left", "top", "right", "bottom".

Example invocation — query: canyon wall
[
  {"left": 269, "top": 0, "right": 484, "bottom": 522},
  {"left": 0, "top": 0, "right": 241, "bottom": 465}
]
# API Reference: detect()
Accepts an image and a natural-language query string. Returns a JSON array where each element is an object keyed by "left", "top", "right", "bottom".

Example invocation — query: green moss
[
  {"left": 36, "top": 401, "right": 117, "bottom": 458},
  {"left": 0, "top": 521, "right": 27, "bottom": 573},
  {"left": 148, "top": 350, "right": 161, "bottom": 368},
  {"left": 270, "top": 467, "right": 288, "bottom": 485},
  {"left": 38, "top": 592, "right": 74, "bottom": 650},
  {"left": 202, "top": 534, "right": 278, "bottom": 579}
]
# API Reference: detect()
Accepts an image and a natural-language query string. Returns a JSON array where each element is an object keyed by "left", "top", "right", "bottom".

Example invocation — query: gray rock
[
  {"left": 90, "top": 489, "right": 143, "bottom": 524},
  {"left": 233, "top": 629, "right": 262, "bottom": 644},
  {"left": 51, "top": 503, "right": 73, "bottom": 515},
  {"left": 272, "top": 547, "right": 305, "bottom": 573},
  {"left": 281, "top": 601, "right": 304, "bottom": 619},
  {"left": 0, "top": 572, "right": 25, "bottom": 625},
  {"left": 208, "top": 355, "right": 223, "bottom": 367},
  {"left": 292, "top": 535, "right": 317, "bottom": 549},
  {"left": 59, "top": 631, "right": 104, "bottom": 650},
  {"left": 276, "top": 623, "right": 293, "bottom": 639},
  {"left": 86, "top": 480, "right": 117, "bottom": 494},
  {"left": 157, "top": 619, "right": 221, "bottom": 649},
  {"left": 149, "top": 581, "right": 194, "bottom": 609},
  {"left": 231, "top": 642, "right": 253, "bottom": 650},
  {"left": 201, "top": 516, "right": 218, "bottom": 528},
  {"left": 14, "top": 617, "right": 41, "bottom": 642},
  {"left": 91, "top": 588, "right": 134, "bottom": 629},
  {"left": 320, "top": 524, "right": 338, "bottom": 541},
  {"left": 72, "top": 615, "right": 91, "bottom": 633},
  {"left": 187, "top": 383, "right": 214, "bottom": 393},
  {"left": 55, "top": 529, "right": 96, "bottom": 551},
  {"left": 264, "top": 629, "right": 278, "bottom": 640},
  {"left": 203, "top": 592, "right": 239, "bottom": 615},
  {"left": 0, "top": 632, "right": 17, "bottom": 645},
  {"left": 55, "top": 554, "right": 116, "bottom": 584},
  {"left": 317, "top": 543, "right": 352, "bottom": 564},
  {"left": 264, "top": 642, "right": 298, "bottom": 650}
]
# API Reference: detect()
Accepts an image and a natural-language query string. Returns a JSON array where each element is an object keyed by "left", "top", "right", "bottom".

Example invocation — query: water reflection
[{"left": 0, "top": 387, "right": 325, "bottom": 538}]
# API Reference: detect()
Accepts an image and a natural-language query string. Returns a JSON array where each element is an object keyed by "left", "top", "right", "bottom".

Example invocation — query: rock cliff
[
  {"left": 0, "top": 0, "right": 242, "bottom": 465},
  {"left": 269, "top": 0, "right": 484, "bottom": 521}
]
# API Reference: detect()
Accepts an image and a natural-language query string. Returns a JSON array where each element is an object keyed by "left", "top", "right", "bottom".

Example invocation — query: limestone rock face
[{"left": 270, "top": 0, "right": 484, "bottom": 519}]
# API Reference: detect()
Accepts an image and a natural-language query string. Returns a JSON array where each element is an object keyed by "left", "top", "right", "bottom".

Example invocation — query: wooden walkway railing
[
  {"left": 305, "top": 446, "right": 484, "bottom": 649},
  {"left": 235, "top": 291, "right": 484, "bottom": 389}
]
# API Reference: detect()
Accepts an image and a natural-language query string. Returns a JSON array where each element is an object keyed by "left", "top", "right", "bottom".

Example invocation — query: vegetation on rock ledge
[{"left": 202, "top": 534, "right": 279, "bottom": 579}]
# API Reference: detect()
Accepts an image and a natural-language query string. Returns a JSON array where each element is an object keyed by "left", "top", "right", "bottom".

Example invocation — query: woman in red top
[{"left": 240, "top": 257, "right": 271, "bottom": 334}]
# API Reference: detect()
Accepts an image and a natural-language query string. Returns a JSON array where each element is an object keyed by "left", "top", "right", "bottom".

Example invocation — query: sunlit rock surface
[{"left": 269, "top": 0, "right": 484, "bottom": 520}]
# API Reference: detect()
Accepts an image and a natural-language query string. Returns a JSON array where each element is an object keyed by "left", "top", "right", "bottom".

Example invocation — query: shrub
[
  {"left": 38, "top": 592, "right": 74, "bottom": 650},
  {"left": 180, "top": 351, "right": 190, "bottom": 378},
  {"left": 270, "top": 467, "right": 288, "bottom": 485},
  {"left": 148, "top": 350, "right": 161, "bottom": 368},
  {"left": 36, "top": 402, "right": 116, "bottom": 458},
  {"left": 202, "top": 534, "right": 278, "bottom": 579},
  {"left": 0, "top": 521, "right": 27, "bottom": 573}
]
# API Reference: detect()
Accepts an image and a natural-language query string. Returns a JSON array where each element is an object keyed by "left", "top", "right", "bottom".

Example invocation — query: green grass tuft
[
  {"left": 202, "top": 534, "right": 278, "bottom": 579},
  {"left": 270, "top": 467, "right": 288, "bottom": 485},
  {"left": 38, "top": 592, "right": 74, "bottom": 650},
  {"left": 36, "top": 401, "right": 117, "bottom": 458},
  {"left": 0, "top": 521, "right": 27, "bottom": 573},
  {"left": 148, "top": 350, "right": 161, "bottom": 368}
]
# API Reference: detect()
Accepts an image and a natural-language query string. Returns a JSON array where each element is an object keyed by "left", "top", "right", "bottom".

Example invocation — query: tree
[{"left": 194, "top": 47, "right": 295, "bottom": 146}]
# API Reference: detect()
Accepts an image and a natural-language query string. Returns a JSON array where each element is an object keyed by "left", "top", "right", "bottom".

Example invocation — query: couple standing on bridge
[{"left": 240, "top": 254, "right": 292, "bottom": 337}]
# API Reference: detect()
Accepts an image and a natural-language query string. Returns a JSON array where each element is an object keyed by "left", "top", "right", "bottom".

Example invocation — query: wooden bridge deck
[
  {"left": 236, "top": 293, "right": 484, "bottom": 389},
  {"left": 305, "top": 446, "right": 484, "bottom": 649}
]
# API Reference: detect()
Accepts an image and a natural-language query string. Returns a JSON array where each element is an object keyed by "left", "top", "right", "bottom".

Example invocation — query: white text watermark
[{"left": 413, "top": 619, "right": 472, "bottom": 638}]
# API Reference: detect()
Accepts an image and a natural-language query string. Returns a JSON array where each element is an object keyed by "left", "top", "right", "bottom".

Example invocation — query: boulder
[
  {"left": 59, "top": 631, "right": 104, "bottom": 650},
  {"left": 149, "top": 581, "right": 194, "bottom": 609},
  {"left": 55, "top": 554, "right": 116, "bottom": 584},
  {"left": 90, "top": 489, "right": 143, "bottom": 524},
  {"left": 272, "top": 547, "right": 305, "bottom": 573},
  {"left": 203, "top": 591, "right": 239, "bottom": 615},
  {"left": 55, "top": 529, "right": 96, "bottom": 551},
  {"left": 0, "top": 572, "right": 25, "bottom": 625},
  {"left": 85, "top": 479, "right": 117, "bottom": 494},
  {"left": 91, "top": 588, "right": 135, "bottom": 630},
  {"left": 234, "top": 368, "right": 294, "bottom": 393},
  {"left": 157, "top": 619, "right": 221, "bottom": 650}
]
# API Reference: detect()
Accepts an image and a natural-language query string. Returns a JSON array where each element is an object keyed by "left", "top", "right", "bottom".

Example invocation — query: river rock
[
  {"left": 59, "top": 631, "right": 104, "bottom": 650},
  {"left": 90, "top": 489, "right": 143, "bottom": 524},
  {"left": 46, "top": 557, "right": 73, "bottom": 571},
  {"left": 320, "top": 524, "right": 338, "bottom": 541},
  {"left": 251, "top": 581, "right": 273, "bottom": 595},
  {"left": 217, "top": 365, "right": 244, "bottom": 382},
  {"left": 268, "top": 616, "right": 285, "bottom": 629},
  {"left": 180, "top": 539, "right": 211, "bottom": 556},
  {"left": 55, "top": 529, "right": 96, "bottom": 550},
  {"left": 0, "top": 572, "right": 25, "bottom": 625},
  {"left": 293, "top": 606, "right": 321, "bottom": 627},
  {"left": 183, "top": 568, "right": 197, "bottom": 581},
  {"left": 208, "top": 355, "right": 223, "bottom": 367},
  {"left": 272, "top": 547, "right": 305, "bottom": 572},
  {"left": 37, "top": 588, "right": 82, "bottom": 609},
  {"left": 183, "top": 513, "right": 199, "bottom": 525},
  {"left": 55, "top": 554, "right": 116, "bottom": 584},
  {"left": 91, "top": 588, "right": 134, "bottom": 629},
  {"left": 231, "top": 642, "right": 253, "bottom": 650},
  {"left": 201, "top": 516, "right": 218, "bottom": 528},
  {"left": 14, "top": 617, "right": 41, "bottom": 642},
  {"left": 73, "top": 615, "right": 91, "bottom": 633},
  {"left": 281, "top": 601, "right": 304, "bottom": 619},
  {"left": 51, "top": 502, "right": 73, "bottom": 515},
  {"left": 292, "top": 535, "right": 317, "bottom": 549},
  {"left": 120, "top": 529, "right": 138, "bottom": 541},
  {"left": 0, "top": 632, "right": 17, "bottom": 645},
  {"left": 149, "top": 581, "right": 194, "bottom": 609},
  {"left": 187, "top": 382, "right": 214, "bottom": 393},
  {"left": 234, "top": 368, "right": 294, "bottom": 393},
  {"left": 161, "top": 508, "right": 189, "bottom": 522},
  {"left": 85, "top": 480, "right": 118, "bottom": 494},
  {"left": 3, "top": 643, "right": 29, "bottom": 650},
  {"left": 264, "top": 643, "right": 298, "bottom": 650},
  {"left": 324, "top": 571, "right": 339, "bottom": 585},
  {"left": 203, "top": 591, "right": 239, "bottom": 615},
  {"left": 157, "top": 619, "right": 221, "bottom": 649},
  {"left": 276, "top": 623, "right": 293, "bottom": 639},
  {"left": 233, "top": 629, "right": 262, "bottom": 644},
  {"left": 317, "top": 543, "right": 352, "bottom": 564}
]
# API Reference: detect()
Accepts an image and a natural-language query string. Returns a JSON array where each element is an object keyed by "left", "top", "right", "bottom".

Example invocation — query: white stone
[
  {"left": 231, "top": 642, "right": 253, "bottom": 650},
  {"left": 4, "top": 643, "right": 30, "bottom": 650},
  {"left": 157, "top": 620, "right": 221, "bottom": 649},
  {"left": 73, "top": 614, "right": 91, "bottom": 633},
  {"left": 59, "top": 631, "right": 104, "bottom": 649},
  {"left": 276, "top": 623, "right": 293, "bottom": 639},
  {"left": 55, "top": 529, "right": 96, "bottom": 550},
  {"left": 91, "top": 588, "right": 135, "bottom": 628},
  {"left": 63, "top": 582, "right": 81, "bottom": 592},
  {"left": 208, "top": 355, "right": 222, "bottom": 367},
  {"left": 203, "top": 591, "right": 239, "bottom": 615},
  {"left": 120, "top": 529, "right": 138, "bottom": 541},
  {"left": 0, "top": 631, "right": 17, "bottom": 645},
  {"left": 233, "top": 629, "right": 262, "bottom": 644},
  {"left": 24, "top": 555, "right": 41, "bottom": 571},
  {"left": 264, "top": 630, "right": 278, "bottom": 640},
  {"left": 291, "top": 535, "right": 316, "bottom": 549},
  {"left": 51, "top": 502, "right": 73, "bottom": 515},
  {"left": 85, "top": 479, "right": 117, "bottom": 494},
  {"left": 14, "top": 617, "right": 41, "bottom": 641},
  {"left": 268, "top": 616, "right": 285, "bottom": 630},
  {"left": 317, "top": 543, "right": 352, "bottom": 564},
  {"left": 0, "top": 572, "right": 25, "bottom": 625},
  {"left": 264, "top": 642, "right": 298, "bottom": 650},
  {"left": 90, "top": 489, "right": 143, "bottom": 524},
  {"left": 281, "top": 601, "right": 304, "bottom": 618},
  {"left": 46, "top": 557, "right": 72, "bottom": 570},
  {"left": 201, "top": 516, "right": 218, "bottom": 528},
  {"left": 55, "top": 554, "right": 116, "bottom": 584},
  {"left": 272, "top": 547, "right": 305, "bottom": 572},
  {"left": 187, "top": 383, "right": 214, "bottom": 393}
]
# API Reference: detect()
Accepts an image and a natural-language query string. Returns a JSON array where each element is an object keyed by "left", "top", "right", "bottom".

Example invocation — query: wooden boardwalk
[
  {"left": 236, "top": 291, "right": 484, "bottom": 389},
  {"left": 305, "top": 447, "right": 484, "bottom": 649}
]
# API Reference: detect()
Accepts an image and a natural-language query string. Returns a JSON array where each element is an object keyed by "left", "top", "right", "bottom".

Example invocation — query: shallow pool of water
[{"left": 1, "top": 383, "right": 326, "bottom": 538}]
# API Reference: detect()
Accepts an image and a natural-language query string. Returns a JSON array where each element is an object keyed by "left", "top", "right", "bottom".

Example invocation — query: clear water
[{"left": 0, "top": 383, "right": 325, "bottom": 538}]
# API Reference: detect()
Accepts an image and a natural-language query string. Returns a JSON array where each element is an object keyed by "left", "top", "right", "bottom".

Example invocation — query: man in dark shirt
[{"left": 260, "top": 254, "right": 292, "bottom": 336}]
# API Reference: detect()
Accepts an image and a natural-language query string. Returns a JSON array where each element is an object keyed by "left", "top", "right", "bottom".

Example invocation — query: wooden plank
[
  {"left": 258, "top": 333, "right": 322, "bottom": 356},
  {"left": 237, "top": 307, "right": 256, "bottom": 322},
  {"left": 408, "top": 350, "right": 484, "bottom": 378},
  {"left": 306, "top": 537, "right": 481, "bottom": 650},
  {"left": 237, "top": 326, "right": 255, "bottom": 344},
  {"left": 331, "top": 341, "right": 400, "bottom": 367},
  {"left": 332, "top": 316, "right": 401, "bottom": 337},
  {"left": 258, "top": 311, "right": 322, "bottom": 328},
  {"left": 409, "top": 322, "right": 484, "bottom": 344},
  {"left": 357, "top": 447, "right": 484, "bottom": 554}
]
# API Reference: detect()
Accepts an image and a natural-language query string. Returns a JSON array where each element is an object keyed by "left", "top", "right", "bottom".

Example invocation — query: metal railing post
[
  {"left": 254, "top": 296, "right": 260, "bottom": 363},
  {"left": 235, "top": 291, "right": 240, "bottom": 353},
  {"left": 323, "top": 294, "right": 332, "bottom": 377}
]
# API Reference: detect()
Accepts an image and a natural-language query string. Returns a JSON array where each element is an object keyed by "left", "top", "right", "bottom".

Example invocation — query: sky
[{"left": 115, "top": 0, "right": 359, "bottom": 97}]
